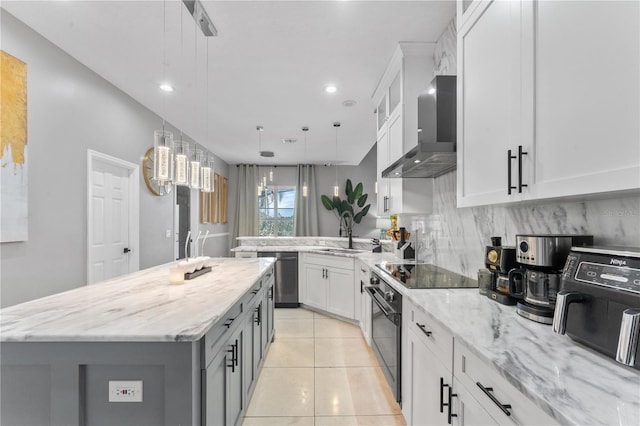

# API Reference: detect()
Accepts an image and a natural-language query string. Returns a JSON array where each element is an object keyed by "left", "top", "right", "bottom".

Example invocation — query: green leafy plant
[{"left": 321, "top": 179, "right": 371, "bottom": 237}]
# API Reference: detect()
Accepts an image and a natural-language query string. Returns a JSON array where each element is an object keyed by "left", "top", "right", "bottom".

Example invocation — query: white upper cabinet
[
  {"left": 528, "top": 0, "right": 640, "bottom": 200},
  {"left": 374, "top": 42, "right": 436, "bottom": 215},
  {"left": 457, "top": 0, "right": 640, "bottom": 208},
  {"left": 457, "top": 0, "right": 527, "bottom": 207}
]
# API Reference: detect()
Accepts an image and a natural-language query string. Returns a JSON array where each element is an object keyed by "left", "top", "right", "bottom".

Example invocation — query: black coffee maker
[
  {"left": 485, "top": 237, "right": 517, "bottom": 305},
  {"left": 508, "top": 234, "right": 593, "bottom": 324}
]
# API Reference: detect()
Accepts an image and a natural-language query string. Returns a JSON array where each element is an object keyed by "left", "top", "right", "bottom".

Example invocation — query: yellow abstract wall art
[{"left": 0, "top": 50, "right": 28, "bottom": 242}]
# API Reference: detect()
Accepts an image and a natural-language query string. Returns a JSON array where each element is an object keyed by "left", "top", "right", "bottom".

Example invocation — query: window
[{"left": 258, "top": 186, "right": 296, "bottom": 236}]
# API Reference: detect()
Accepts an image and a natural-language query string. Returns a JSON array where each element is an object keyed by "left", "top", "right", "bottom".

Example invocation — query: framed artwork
[
  {"left": 199, "top": 173, "right": 228, "bottom": 224},
  {"left": 1, "top": 50, "right": 28, "bottom": 242}
]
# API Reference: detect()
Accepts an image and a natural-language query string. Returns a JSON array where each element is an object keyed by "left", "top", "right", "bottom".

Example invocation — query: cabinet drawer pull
[
  {"left": 416, "top": 323, "right": 432, "bottom": 337},
  {"left": 507, "top": 149, "right": 517, "bottom": 195},
  {"left": 224, "top": 317, "right": 235, "bottom": 328},
  {"left": 251, "top": 289, "right": 259, "bottom": 295},
  {"left": 476, "top": 382, "right": 512, "bottom": 416},
  {"left": 518, "top": 145, "right": 528, "bottom": 193}
]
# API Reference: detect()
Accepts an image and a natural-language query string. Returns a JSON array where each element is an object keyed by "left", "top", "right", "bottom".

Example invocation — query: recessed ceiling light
[
  {"left": 342, "top": 99, "right": 357, "bottom": 107},
  {"left": 325, "top": 84, "right": 337, "bottom": 94},
  {"left": 427, "top": 87, "right": 436, "bottom": 95},
  {"left": 394, "top": 172, "right": 401, "bottom": 176},
  {"left": 282, "top": 138, "right": 297, "bottom": 144},
  {"left": 414, "top": 159, "right": 421, "bottom": 163},
  {"left": 159, "top": 83, "right": 174, "bottom": 92},
  {"left": 260, "top": 151, "right": 274, "bottom": 158}
]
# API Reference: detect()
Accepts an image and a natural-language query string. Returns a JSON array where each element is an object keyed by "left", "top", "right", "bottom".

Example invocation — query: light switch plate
[
  {"left": 166, "top": 229, "right": 172, "bottom": 238},
  {"left": 109, "top": 380, "right": 143, "bottom": 402}
]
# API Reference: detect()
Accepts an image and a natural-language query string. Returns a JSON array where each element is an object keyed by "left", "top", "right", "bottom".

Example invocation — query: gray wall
[
  {"left": 0, "top": 12, "right": 229, "bottom": 307},
  {"left": 227, "top": 144, "right": 378, "bottom": 245}
]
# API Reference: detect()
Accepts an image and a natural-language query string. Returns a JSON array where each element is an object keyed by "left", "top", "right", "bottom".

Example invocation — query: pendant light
[
  {"left": 256, "top": 126, "right": 264, "bottom": 195},
  {"left": 153, "top": 1, "right": 174, "bottom": 186},
  {"left": 302, "top": 126, "right": 309, "bottom": 197},
  {"left": 333, "top": 122, "right": 340, "bottom": 198},
  {"left": 174, "top": 134, "right": 190, "bottom": 186},
  {"left": 190, "top": 146, "right": 202, "bottom": 189}
]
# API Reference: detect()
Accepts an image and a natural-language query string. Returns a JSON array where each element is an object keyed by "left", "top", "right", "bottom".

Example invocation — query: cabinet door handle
[
  {"left": 227, "top": 343, "right": 236, "bottom": 372},
  {"left": 517, "top": 145, "right": 528, "bottom": 193},
  {"left": 416, "top": 323, "right": 432, "bottom": 337},
  {"left": 476, "top": 382, "right": 512, "bottom": 416},
  {"left": 234, "top": 339, "right": 239, "bottom": 368},
  {"left": 507, "top": 149, "right": 517, "bottom": 195},
  {"left": 254, "top": 306, "right": 262, "bottom": 326},
  {"left": 383, "top": 196, "right": 389, "bottom": 212},
  {"left": 224, "top": 317, "right": 235, "bottom": 328},
  {"left": 440, "top": 377, "right": 448, "bottom": 413},
  {"left": 268, "top": 288, "right": 273, "bottom": 300},
  {"left": 448, "top": 386, "right": 458, "bottom": 424},
  {"left": 360, "top": 280, "right": 365, "bottom": 294}
]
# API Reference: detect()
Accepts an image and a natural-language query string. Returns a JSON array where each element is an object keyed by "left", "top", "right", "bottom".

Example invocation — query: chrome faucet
[{"left": 185, "top": 230, "right": 192, "bottom": 261}]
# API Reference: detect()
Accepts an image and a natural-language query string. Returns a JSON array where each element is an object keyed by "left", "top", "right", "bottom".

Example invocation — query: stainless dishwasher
[{"left": 258, "top": 252, "right": 299, "bottom": 308}]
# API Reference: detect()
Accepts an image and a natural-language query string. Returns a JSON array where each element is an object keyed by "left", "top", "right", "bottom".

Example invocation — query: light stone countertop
[
  {"left": 0, "top": 258, "right": 275, "bottom": 343},
  {"left": 363, "top": 261, "right": 640, "bottom": 426}
]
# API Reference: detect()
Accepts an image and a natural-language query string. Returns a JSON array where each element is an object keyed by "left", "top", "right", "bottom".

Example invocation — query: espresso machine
[
  {"left": 484, "top": 237, "right": 517, "bottom": 305},
  {"left": 508, "top": 234, "right": 593, "bottom": 324}
]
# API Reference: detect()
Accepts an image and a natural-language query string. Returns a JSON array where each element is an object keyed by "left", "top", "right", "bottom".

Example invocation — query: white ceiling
[{"left": 2, "top": 0, "right": 456, "bottom": 166}]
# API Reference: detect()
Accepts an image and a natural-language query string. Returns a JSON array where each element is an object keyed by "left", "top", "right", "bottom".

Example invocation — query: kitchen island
[{"left": 0, "top": 257, "right": 275, "bottom": 426}]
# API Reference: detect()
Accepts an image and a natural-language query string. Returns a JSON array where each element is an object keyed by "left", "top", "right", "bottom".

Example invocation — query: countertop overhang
[{"left": 0, "top": 258, "right": 275, "bottom": 343}]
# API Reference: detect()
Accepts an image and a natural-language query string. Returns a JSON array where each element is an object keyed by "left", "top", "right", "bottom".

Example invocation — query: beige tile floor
[{"left": 243, "top": 308, "right": 406, "bottom": 426}]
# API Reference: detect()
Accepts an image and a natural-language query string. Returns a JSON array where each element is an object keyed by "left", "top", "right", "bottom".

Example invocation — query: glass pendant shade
[
  {"left": 190, "top": 148, "right": 202, "bottom": 189},
  {"left": 303, "top": 183, "right": 308, "bottom": 197},
  {"left": 333, "top": 185, "right": 339, "bottom": 197},
  {"left": 263, "top": 174, "right": 267, "bottom": 188},
  {"left": 201, "top": 155, "right": 214, "bottom": 193},
  {"left": 269, "top": 168, "right": 274, "bottom": 182},
  {"left": 174, "top": 140, "right": 190, "bottom": 186},
  {"left": 153, "top": 130, "right": 174, "bottom": 182},
  {"left": 257, "top": 183, "right": 263, "bottom": 196}
]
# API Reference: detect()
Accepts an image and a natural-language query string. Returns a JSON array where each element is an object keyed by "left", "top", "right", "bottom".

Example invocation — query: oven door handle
[{"left": 365, "top": 286, "right": 399, "bottom": 319}]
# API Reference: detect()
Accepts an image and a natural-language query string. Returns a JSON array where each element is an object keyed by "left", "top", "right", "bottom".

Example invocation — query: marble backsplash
[{"left": 401, "top": 171, "right": 640, "bottom": 278}]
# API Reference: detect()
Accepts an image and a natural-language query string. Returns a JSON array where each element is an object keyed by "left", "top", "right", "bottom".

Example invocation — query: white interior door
[{"left": 87, "top": 151, "right": 139, "bottom": 284}]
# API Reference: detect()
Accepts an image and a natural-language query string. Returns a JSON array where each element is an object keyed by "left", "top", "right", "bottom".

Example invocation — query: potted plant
[{"left": 321, "top": 179, "right": 371, "bottom": 249}]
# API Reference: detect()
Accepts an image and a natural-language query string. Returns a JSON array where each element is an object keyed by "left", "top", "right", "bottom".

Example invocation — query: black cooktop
[{"left": 375, "top": 263, "right": 478, "bottom": 289}]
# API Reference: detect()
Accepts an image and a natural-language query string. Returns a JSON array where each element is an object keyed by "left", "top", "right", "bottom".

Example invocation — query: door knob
[{"left": 123, "top": 247, "right": 131, "bottom": 254}]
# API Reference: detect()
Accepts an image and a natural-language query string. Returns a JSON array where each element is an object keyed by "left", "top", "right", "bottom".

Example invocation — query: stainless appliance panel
[{"left": 258, "top": 252, "right": 299, "bottom": 308}]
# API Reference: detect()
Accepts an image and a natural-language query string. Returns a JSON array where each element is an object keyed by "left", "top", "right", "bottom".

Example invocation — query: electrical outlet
[
  {"left": 166, "top": 229, "right": 172, "bottom": 238},
  {"left": 109, "top": 380, "right": 143, "bottom": 402}
]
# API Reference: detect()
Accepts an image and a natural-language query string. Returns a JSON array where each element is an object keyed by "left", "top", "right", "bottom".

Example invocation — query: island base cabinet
[{"left": 205, "top": 325, "right": 244, "bottom": 426}]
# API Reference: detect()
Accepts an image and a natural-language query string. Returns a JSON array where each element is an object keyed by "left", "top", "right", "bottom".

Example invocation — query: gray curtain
[
  {"left": 294, "top": 165, "right": 319, "bottom": 236},
  {"left": 232, "top": 165, "right": 259, "bottom": 247}
]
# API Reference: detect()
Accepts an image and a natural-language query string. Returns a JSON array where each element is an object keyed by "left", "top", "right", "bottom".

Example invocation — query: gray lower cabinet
[
  {"left": 204, "top": 325, "right": 244, "bottom": 426},
  {"left": 204, "top": 268, "right": 275, "bottom": 426}
]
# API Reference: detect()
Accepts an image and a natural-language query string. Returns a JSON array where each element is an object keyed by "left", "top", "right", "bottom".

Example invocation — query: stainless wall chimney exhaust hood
[{"left": 382, "top": 75, "right": 456, "bottom": 178}]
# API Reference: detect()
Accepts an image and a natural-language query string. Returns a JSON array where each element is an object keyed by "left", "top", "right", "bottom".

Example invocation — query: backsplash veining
[{"left": 407, "top": 172, "right": 640, "bottom": 278}]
